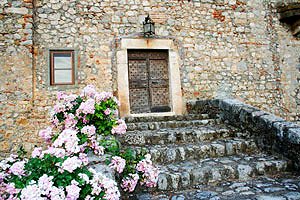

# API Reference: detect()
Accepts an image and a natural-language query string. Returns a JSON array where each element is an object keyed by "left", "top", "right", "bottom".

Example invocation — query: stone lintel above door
[{"left": 116, "top": 38, "right": 184, "bottom": 117}]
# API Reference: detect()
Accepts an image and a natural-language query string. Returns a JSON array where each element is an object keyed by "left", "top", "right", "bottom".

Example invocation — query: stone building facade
[{"left": 0, "top": 0, "right": 300, "bottom": 158}]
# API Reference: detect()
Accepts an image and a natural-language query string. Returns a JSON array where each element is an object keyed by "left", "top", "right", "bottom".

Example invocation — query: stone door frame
[{"left": 117, "top": 38, "right": 184, "bottom": 117}]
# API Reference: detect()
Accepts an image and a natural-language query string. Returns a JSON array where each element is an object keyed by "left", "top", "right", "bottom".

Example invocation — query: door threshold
[{"left": 129, "top": 112, "right": 175, "bottom": 118}]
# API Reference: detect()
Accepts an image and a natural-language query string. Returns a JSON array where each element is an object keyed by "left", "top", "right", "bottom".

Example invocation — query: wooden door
[{"left": 128, "top": 50, "right": 170, "bottom": 114}]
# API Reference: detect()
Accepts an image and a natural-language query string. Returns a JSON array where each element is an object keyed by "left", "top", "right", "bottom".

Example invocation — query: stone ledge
[
  {"left": 218, "top": 99, "right": 300, "bottom": 169},
  {"left": 217, "top": 99, "right": 300, "bottom": 144},
  {"left": 187, "top": 98, "right": 300, "bottom": 169}
]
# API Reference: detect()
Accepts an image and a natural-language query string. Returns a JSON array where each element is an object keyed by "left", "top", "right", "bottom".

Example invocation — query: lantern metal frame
[{"left": 143, "top": 14, "right": 155, "bottom": 37}]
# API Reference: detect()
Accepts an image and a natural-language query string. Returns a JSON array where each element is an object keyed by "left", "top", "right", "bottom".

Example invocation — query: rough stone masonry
[{"left": 0, "top": 0, "right": 300, "bottom": 157}]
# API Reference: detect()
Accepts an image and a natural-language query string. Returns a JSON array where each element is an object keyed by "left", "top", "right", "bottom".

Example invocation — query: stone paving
[{"left": 136, "top": 174, "right": 300, "bottom": 200}]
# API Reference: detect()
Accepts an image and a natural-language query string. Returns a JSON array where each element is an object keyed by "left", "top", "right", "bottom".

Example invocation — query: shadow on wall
[{"left": 276, "top": 1, "right": 300, "bottom": 38}]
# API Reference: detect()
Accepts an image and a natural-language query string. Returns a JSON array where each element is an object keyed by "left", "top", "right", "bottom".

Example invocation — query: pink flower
[
  {"left": 91, "top": 142, "right": 104, "bottom": 156},
  {"left": 81, "top": 85, "right": 97, "bottom": 98},
  {"left": 0, "top": 173, "right": 5, "bottom": 183},
  {"left": 79, "top": 142, "right": 88, "bottom": 152},
  {"left": 57, "top": 91, "right": 67, "bottom": 101},
  {"left": 41, "top": 147, "right": 66, "bottom": 158},
  {"left": 56, "top": 91, "right": 77, "bottom": 102},
  {"left": 53, "top": 103, "right": 65, "bottom": 113},
  {"left": 102, "top": 177, "right": 120, "bottom": 200},
  {"left": 109, "top": 156, "right": 126, "bottom": 174},
  {"left": 52, "top": 129, "right": 80, "bottom": 154},
  {"left": 64, "top": 94, "right": 77, "bottom": 103},
  {"left": 39, "top": 127, "right": 53, "bottom": 142},
  {"left": 88, "top": 137, "right": 104, "bottom": 156},
  {"left": 65, "top": 113, "right": 77, "bottom": 128},
  {"left": 94, "top": 92, "right": 113, "bottom": 103},
  {"left": 20, "top": 184, "right": 42, "bottom": 199},
  {"left": 38, "top": 174, "right": 54, "bottom": 195},
  {"left": 79, "top": 153, "right": 89, "bottom": 166},
  {"left": 9, "top": 161, "right": 25, "bottom": 176},
  {"left": 89, "top": 169, "right": 120, "bottom": 199},
  {"left": 78, "top": 173, "right": 89, "bottom": 183},
  {"left": 51, "top": 116, "right": 59, "bottom": 126},
  {"left": 121, "top": 174, "right": 139, "bottom": 192},
  {"left": 77, "top": 99, "right": 95, "bottom": 115},
  {"left": 81, "top": 125, "right": 96, "bottom": 137},
  {"left": 111, "top": 119, "right": 127, "bottom": 135},
  {"left": 6, "top": 183, "right": 19, "bottom": 195},
  {"left": 50, "top": 186, "right": 65, "bottom": 200},
  {"left": 60, "top": 156, "right": 82, "bottom": 173},
  {"left": 141, "top": 167, "right": 159, "bottom": 188},
  {"left": 136, "top": 154, "right": 159, "bottom": 188},
  {"left": 31, "top": 147, "right": 42, "bottom": 158},
  {"left": 136, "top": 154, "right": 152, "bottom": 172},
  {"left": 104, "top": 108, "right": 111, "bottom": 115},
  {"left": 6, "top": 154, "right": 18, "bottom": 163},
  {"left": 66, "top": 181, "right": 81, "bottom": 200}
]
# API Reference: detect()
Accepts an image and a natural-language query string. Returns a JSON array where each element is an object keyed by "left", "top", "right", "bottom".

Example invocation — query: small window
[{"left": 50, "top": 50, "right": 75, "bottom": 85}]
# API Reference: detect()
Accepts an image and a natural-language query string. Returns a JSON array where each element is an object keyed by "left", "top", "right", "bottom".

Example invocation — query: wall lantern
[{"left": 143, "top": 14, "right": 155, "bottom": 37}]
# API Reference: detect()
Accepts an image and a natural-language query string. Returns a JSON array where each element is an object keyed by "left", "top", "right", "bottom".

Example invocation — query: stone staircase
[{"left": 120, "top": 113, "right": 292, "bottom": 194}]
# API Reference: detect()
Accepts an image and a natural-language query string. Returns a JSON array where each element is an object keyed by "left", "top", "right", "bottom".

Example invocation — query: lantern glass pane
[
  {"left": 150, "top": 24, "right": 155, "bottom": 34},
  {"left": 144, "top": 24, "right": 151, "bottom": 33}
]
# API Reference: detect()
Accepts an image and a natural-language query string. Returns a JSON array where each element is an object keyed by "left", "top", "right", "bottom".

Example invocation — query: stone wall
[
  {"left": 32, "top": 0, "right": 116, "bottom": 155},
  {"left": 1, "top": 0, "right": 300, "bottom": 157},
  {"left": 33, "top": 0, "right": 300, "bottom": 121},
  {"left": 0, "top": 0, "right": 35, "bottom": 158}
]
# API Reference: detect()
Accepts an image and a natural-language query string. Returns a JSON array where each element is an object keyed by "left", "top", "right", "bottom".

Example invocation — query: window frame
[{"left": 50, "top": 50, "right": 75, "bottom": 86}]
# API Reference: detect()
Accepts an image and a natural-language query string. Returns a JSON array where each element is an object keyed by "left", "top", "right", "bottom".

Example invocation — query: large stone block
[
  {"left": 157, "top": 173, "right": 170, "bottom": 191},
  {"left": 237, "top": 165, "right": 253, "bottom": 180},
  {"left": 5, "top": 7, "right": 28, "bottom": 15},
  {"left": 89, "top": 162, "right": 115, "bottom": 180},
  {"left": 273, "top": 121, "right": 299, "bottom": 139},
  {"left": 219, "top": 99, "right": 243, "bottom": 112},
  {"left": 258, "top": 114, "right": 285, "bottom": 130},
  {"left": 238, "top": 105, "right": 260, "bottom": 129},
  {"left": 286, "top": 127, "right": 300, "bottom": 144}
]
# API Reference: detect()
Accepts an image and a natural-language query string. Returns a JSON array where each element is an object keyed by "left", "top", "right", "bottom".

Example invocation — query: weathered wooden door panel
[
  {"left": 128, "top": 50, "right": 170, "bottom": 114},
  {"left": 149, "top": 59, "right": 169, "bottom": 80},
  {"left": 149, "top": 58, "right": 170, "bottom": 112},
  {"left": 128, "top": 59, "right": 150, "bottom": 113},
  {"left": 128, "top": 59, "right": 148, "bottom": 88},
  {"left": 129, "top": 88, "right": 151, "bottom": 113}
]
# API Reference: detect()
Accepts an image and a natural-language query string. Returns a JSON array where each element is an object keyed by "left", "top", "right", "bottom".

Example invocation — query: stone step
[
  {"left": 135, "top": 173, "right": 300, "bottom": 200},
  {"left": 126, "top": 118, "right": 220, "bottom": 131},
  {"left": 125, "top": 114, "right": 212, "bottom": 123},
  {"left": 119, "top": 124, "right": 240, "bottom": 146},
  {"left": 156, "top": 154, "right": 291, "bottom": 191},
  {"left": 129, "top": 138, "right": 258, "bottom": 164}
]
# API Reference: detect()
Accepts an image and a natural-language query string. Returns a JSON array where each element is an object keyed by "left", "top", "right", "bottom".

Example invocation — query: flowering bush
[
  {"left": 0, "top": 85, "right": 159, "bottom": 199},
  {"left": 48, "top": 85, "right": 124, "bottom": 156},
  {"left": 0, "top": 152, "right": 120, "bottom": 200},
  {"left": 110, "top": 149, "right": 159, "bottom": 193}
]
